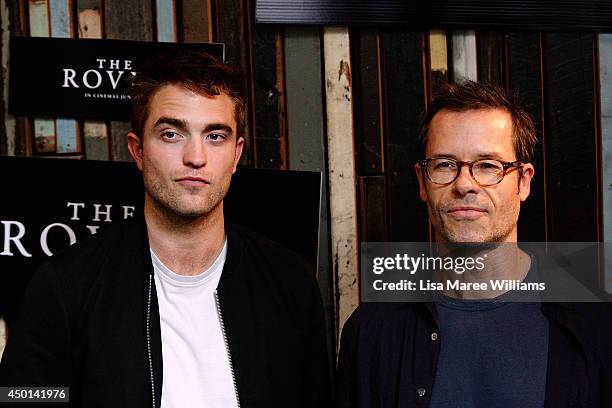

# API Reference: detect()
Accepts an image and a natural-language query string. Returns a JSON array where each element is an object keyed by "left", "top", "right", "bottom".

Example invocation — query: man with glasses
[{"left": 336, "top": 81, "right": 611, "bottom": 407}]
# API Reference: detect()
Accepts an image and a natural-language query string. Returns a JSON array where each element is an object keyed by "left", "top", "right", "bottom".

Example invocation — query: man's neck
[
  {"left": 145, "top": 199, "right": 226, "bottom": 276},
  {"left": 437, "top": 243, "right": 531, "bottom": 300}
]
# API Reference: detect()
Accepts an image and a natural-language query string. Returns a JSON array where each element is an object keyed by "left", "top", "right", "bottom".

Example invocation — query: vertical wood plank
[
  {"left": 29, "top": 0, "right": 56, "bottom": 154},
  {"left": 216, "top": 0, "right": 252, "bottom": 166},
  {"left": 380, "top": 29, "right": 429, "bottom": 242},
  {"left": 105, "top": 0, "right": 153, "bottom": 161},
  {"left": 449, "top": 30, "right": 478, "bottom": 82},
  {"left": 352, "top": 28, "right": 384, "bottom": 175},
  {"left": 180, "top": 0, "right": 212, "bottom": 42},
  {"left": 598, "top": 33, "right": 612, "bottom": 291},
  {"left": 428, "top": 29, "right": 448, "bottom": 95},
  {"left": 4, "top": 0, "right": 30, "bottom": 156},
  {"left": 323, "top": 27, "right": 358, "bottom": 338},
  {"left": 285, "top": 26, "right": 335, "bottom": 354},
  {"left": 506, "top": 32, "right": 547, "bottom": 242},
  {"left": 359, "top": 176, "right": 387, "bottom": 242},
  {"left": 0, "top": 0, "right": 12, "bottom": 155},
  {"left": 545, "top": 33, "right": 600, "bottom": 244},
  {"left": 78, "top": 0, "right": 109, "bottom": 160},
  {"left": 477, "top": 31, "right": 505, "bottom": 86},
  {"left": 249, "top": 1, "right": 286, "bottom": 169},
  {"left": 155, "top": 0, "right": 176, "bottom": 42},
  {"left": 49, "top": 0, "right": 80, "bottom": 154}
]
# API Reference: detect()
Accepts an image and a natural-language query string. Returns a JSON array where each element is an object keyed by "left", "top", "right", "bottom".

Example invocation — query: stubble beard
[
  {"left": 145, "top": 175, "right": 230, "bottom": 221},
  {"left": 429, "top": 203, "right": 519, "bottom": 243}
]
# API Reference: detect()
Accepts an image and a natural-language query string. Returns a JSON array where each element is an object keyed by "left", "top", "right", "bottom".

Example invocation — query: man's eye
[
  {"left": 434, "top": 160, "right": 457, "bottom": 170},
  {"left": 161, "top": 131, "right": 181, "bottom": 141},
  {"left": 207, "top": 133, "right": 226, "bottom": 142}
]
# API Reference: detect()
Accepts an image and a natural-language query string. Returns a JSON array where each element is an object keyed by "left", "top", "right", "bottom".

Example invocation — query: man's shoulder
[
  {"left": 42, "top": 218, "right": 143, "bottom": 279},
  {"left": 226, "top": 222, "right": 313, "bottom": 274},
  {"left": 343, "top": 302, "right": 423, "bottom": 335}
]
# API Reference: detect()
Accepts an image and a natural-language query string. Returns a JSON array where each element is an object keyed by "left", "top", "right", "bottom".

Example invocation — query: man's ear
[
  {"left": 518, "top": 163, "right": 534, "bottom": 202},
  {"left": 415, "top": 163, "right": 428, "bottom": 202},
  {"left": 232, "top": 136, "right": 244, "bottom": 174},
  {"left": 127, "top": 132, "right": 144, "bottom": 171}
]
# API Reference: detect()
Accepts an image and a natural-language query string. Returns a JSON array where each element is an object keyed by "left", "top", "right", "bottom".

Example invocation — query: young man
[
  {"left": 336, "top": 81, "right": 611, "bottom": 407},
  {"left": 0, "top": 50, "right": 332, "bottom": 407}
]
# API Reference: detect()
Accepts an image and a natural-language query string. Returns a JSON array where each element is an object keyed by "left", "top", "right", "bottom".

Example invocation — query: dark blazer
[
  {"left": 1, "top": 217, "right": 332, "bottom": 408},
  {"left": 336, "top": 301, "right": 612, "bottom": 408}
]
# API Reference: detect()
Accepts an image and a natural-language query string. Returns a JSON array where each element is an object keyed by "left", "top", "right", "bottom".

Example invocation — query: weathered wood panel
[
  {"left": 545, "top": 33, "right": 600, "bottom": 243},
  {"left": 506, "top": 32, "right": 547, "bottom": 242},
  {"left": 598, "top": 33, "right": 612, "bottom": 291},
  {"left": 359, "top": 176, "right": 387, "bottom": 242},
  {"left": 449, "top": 30, "right": 477, "bottom": 82},
  {"left": 105, "top": 0, "right": 153, "bottom": 161},
  {"left": 50, "top": 0, "right": 80, "bottom": 154},
  {"left": 180, "top": 0, "right": 212, "bottom": 42},
  {"left": 477, "top": 31, "right": 505, "bottom": 86},
  {"left": 323, "top": 27, "right": 358, "bottom": 338},
  {"left": 352, "top": 28, "right": 384, "bottom": 175},
  {"left": 29, "top": 0, "right": 55, "bottom": 154},
  {"left": 217, "top": 0, "right": 252, "bottom": 165},
  {"left": 155, "top": 0, "right": 176, "bottom": 43},
  {"left": 428, "top": 29, "right": 448, "bottom": 95},
  {"left": 284, "top": 25, "right": 335, "bottom": 355},
  {"left": 250, "top": 15, "right": 286, "bottom": 169},
  {"left": 78, "top": 0, "right": 109, "bottom": 160},
  {"left": 380, "top": 29, "right": 429, "bottom": 242}
]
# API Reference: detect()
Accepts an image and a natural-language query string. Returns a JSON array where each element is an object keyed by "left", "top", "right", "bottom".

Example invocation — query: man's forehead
[{"left": 426, "top": 108, "right": 514, "bottom": 157}]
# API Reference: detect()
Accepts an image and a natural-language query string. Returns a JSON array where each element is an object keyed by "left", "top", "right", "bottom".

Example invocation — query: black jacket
[
  {"left": 336, "top": 301, "right": 612, "bottom": 408},
  {"left": 0, "top": 217, "right": 332, "bottom": 407}
]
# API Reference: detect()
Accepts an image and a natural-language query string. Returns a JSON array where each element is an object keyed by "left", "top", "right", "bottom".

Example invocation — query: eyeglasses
[{"left": 418, "top": 158, "right": 522, "bottom": 186}]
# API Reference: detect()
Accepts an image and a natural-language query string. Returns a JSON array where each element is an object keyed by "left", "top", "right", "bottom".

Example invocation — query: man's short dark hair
[
  {"left": 128, "top": 49, "right": 245, "bottom": 139},
  {"left": 417, "top": 81, "right": 537, "bottom": 163}
]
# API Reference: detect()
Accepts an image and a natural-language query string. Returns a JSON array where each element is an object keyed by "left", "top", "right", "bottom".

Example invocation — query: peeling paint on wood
[
  {"left": 450, "top": 30, "right": 477, "bottom": 82},
  {"left": 599, "top": 33, "right": 612, "bottom": 291},
  {"left": 323, "top": 27, "right": 358, "bottom": 341}
]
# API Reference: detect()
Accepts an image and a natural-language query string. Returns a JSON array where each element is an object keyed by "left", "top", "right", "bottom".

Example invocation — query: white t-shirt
[{"left": 151, "top": 240, "right": 239, "bottom": 408}]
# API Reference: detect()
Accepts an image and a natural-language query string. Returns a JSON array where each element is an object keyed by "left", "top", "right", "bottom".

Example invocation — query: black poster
[
  {"left": 0, "top": 157, "right": 321, "bottom": 323},
  {"left": 9, "top": 37, "right": 224, "bottom": 120}
]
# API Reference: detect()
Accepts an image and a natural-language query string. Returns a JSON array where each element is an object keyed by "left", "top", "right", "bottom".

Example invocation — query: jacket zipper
[
  {"left": 147, "top": 274, "right": 156, "bottom": 408},
  {"left": 214, "top": 290, "right": 241, "bottom": 408}
]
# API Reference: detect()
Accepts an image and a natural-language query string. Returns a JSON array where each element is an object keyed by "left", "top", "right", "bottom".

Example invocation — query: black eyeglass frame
[{"left": 417, "top": 158, "right": 523, "bottom": 186}]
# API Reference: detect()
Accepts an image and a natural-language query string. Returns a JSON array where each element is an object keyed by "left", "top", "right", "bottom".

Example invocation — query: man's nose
[
  {"left": 452, "top": 164, "right": 479, "bottom": 196},
  {"left": 183, "top": 138, "right": 207, "bottom": 168}
]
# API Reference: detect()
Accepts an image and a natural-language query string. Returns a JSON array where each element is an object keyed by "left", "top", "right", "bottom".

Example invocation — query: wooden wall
[{"left": 0, "top": 0, "right": 609, "bottom": 345}]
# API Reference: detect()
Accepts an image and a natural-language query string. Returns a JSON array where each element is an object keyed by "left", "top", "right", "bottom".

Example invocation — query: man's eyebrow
[
  {"left": 429, "top": 152, "right": 506, "bottom": 160},
  {"left": 203, "top": 123, "right": 234, "bottom": 135},
  {"left": 153, "top": 117, "right": 187, "bottom": 130}
]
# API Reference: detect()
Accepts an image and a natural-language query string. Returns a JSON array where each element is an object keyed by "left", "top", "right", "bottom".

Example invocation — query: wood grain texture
[
  {"left": 29, "top": 0, "right": 56, "bottom": 154},
  {"left": 380, "top": 29, "right": 429, "bottom": 242},
  {"left": 449, "top": 30, "right": 477, "bottom": 82},
  {"left": 105, "top": 0, "right": 152, "bottom": 161},
  {"left": 545, "top": 33, "right": 600, "bottom": 242},
  {"left": 78, "top": 0, "right": 108, "bottom": 160},
  {"left": 428, "top": 29, "right": 448, "bottom": 95},
  {"left": 50, "top": 0, "right": 80, "bottom": 154},
  {"left": 359, "top": 176, "right": 387, "bottom": 241},
  {"left": 217, "top": 0, "right": 252, "bottom": 165},
  {"left": 180, "top": 0, "right": 212, "bottom": 42},
  {"left": 323, "top": 27, "right": 358, "bottom": 339},
  {"left": 284, "top": 26, "right": 335, "bottom": 354},
  {"left": 250, "top": 21, "right": 286, "bottom": 168},
  {"left": 477, "top": 31, "right": 505, "bottom": 86},
  {"left": 352, "top": 28, "right": 384, "bottom": 175},
  {"left": 155, "top": 0, "right": 176, "bottom": 42},
  {"left": 598, "top": 34, "right": 612, "bottom": 290},
  {"left": 506, "top": 32, "right": 547, "bottom": 242}
]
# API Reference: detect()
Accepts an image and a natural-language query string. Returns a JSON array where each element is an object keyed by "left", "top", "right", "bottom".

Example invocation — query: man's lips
[
  {"left": 175, "top": 176, "right": 210, "bottom": 187},
  {"left": 446, "top": 206, "right": 487, "bottom": 219}
]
